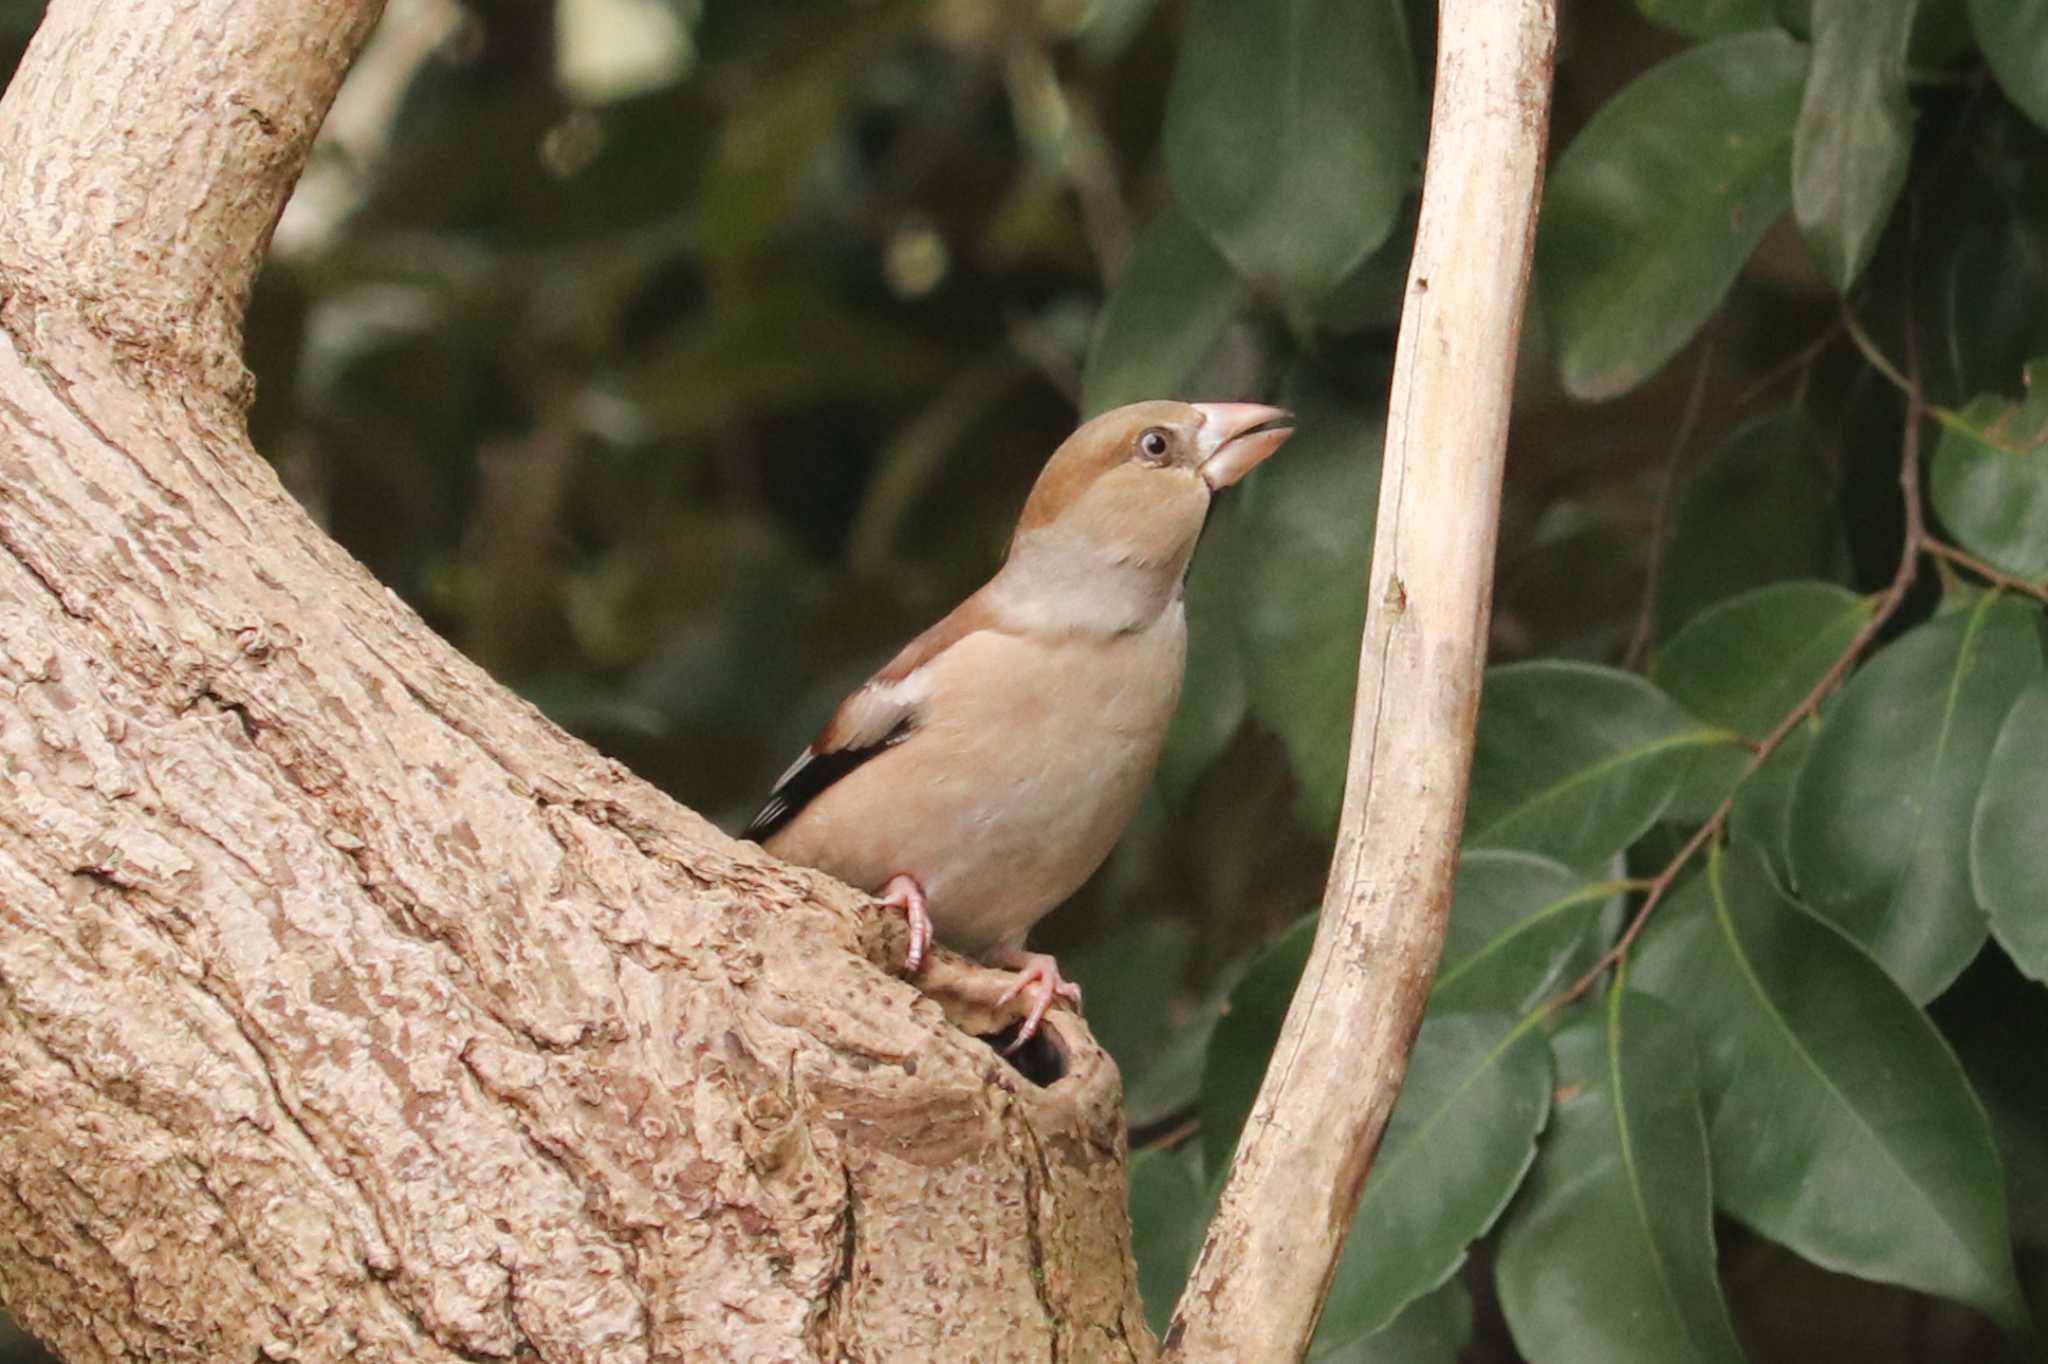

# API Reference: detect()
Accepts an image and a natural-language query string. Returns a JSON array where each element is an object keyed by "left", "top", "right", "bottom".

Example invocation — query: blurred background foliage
[{"left": 3, "top": 0, "right": 2048, "bottom": 1359}]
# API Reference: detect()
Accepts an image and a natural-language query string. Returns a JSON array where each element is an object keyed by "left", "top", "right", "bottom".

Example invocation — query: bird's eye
[{"left": 1137, "top": 428, "right": 1171, "bottom": 464}]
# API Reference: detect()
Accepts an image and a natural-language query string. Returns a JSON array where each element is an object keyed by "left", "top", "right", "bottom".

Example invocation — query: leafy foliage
[
  {"left": 1232, "top": 366, "right": 1384, "bottom": 836},
  {"left": 1110, "top": 0, "right": 2048, "bottom": 1356},
  {"left": 1636, "top": 844, "right": 2026, "bottom": 1324},
  {"left": 1973, "top": 677, "right": 2048, "bottom": 982},
  {"left": 1431, "top": 850, "right": 1618, "bottom": 1015},
  {"left": 1654, "top": 409, "right": 1848, "bottom": 636},
  {"left": 1792, "top": 0, "right": 1914, "bottom": 290},
  {"left": 1786, "top": 595, "right": 2042, "bottom": 1000},
  {"left": 1466, "top": 661, "right": 1731, "bottom": 864},
  {"left": 1971, "top": 0, "right": 2048, "bottom": 131},
  {"left": 1537, "top": 31, "right": 1808, "bottom": 399},
  {"left": 1932, "top": 358, "right": 2048, "bottom": 580},
  {"left": 1082, "top": 204, "right": 1244, "bottom": 417},
  {"left": 5, "top": 0, "right": 2048, "bottom": 1359},
  {"left": 1163, "top": 0, "right": 1420, "bottom": 313},
  {"left": 1497, "top": 990, "right": 1746, "bottom": 1364}
]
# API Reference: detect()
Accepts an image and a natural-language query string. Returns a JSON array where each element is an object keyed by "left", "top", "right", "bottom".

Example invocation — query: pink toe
[{"left": 877, "top": 874, "right": 932, "bottom": 975}]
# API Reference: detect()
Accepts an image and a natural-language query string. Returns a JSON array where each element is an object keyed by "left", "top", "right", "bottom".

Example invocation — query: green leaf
[
  {"left": 1064, "top": 918, "right": 1194, "bottom": 1079},
  {"left": 1970, "top": 0, "right": 2048, "bottom": 132},
  {"left": 1658, "top": 410, "right": 1847, "bottom": 638},
  {"left": 1654, "top": 582, "right": 1872, "bottom": 739},
  {"left": 1126, "top": 963, "right": 1241, "bottom": 1136},
  {"left": 1164, "top": 0, "right": 1421, "bottom": 308},
  {"left": 1236, "top": 368, "right": 1383, "bottom": 840},
  {"left": 1633, "top": 0, "right": 1781, "bottom": 39},
  {"left": 1312, "top": 1012, "right": 1552, "bottom": 1351},
  {"left": 1467, "top": 662, "right": 1729, "bottom": 866},
  {"left": 1634, "top": 842, "right": 2029, "bottom": 1324},
  {"left": 1788, "top": 595, "right": 2045, "bottom": 999},
  {"left": 1202, "top": 941, "right": 1553, "bottom": 1345},
  {"left": 1129, "top": 1147, "right": 1212, "bottom": 1334},
  {"left": 1927, "top": 167, "right": 2048, "bottom": 401},
  {"left": 1653, "top": 581, "right": 1870, "bottom": 825},
  {"left": 1082, "top": 206, "right": 1248, "bottom": 418},
  {"left": 1973, "top": 676, "right": 2048, "bottom": 982},
  {"left": 1201, "top": 914, "right": 1315, "bottom": 1173},
  {"left": 1658, "top": 742, "right": 1753, "bottom": 828},
  {"left": 1432, "top": 850, "right": 1619, "bottom": 1016},
  {"left": 1729, "top": 716, "right": 1821, "bottom": 883},
  {"left": 1313, "top": 224, "right": 1416, "bottom": 336},
  {"left": 1314, "top": 1278, "right": 1472, "bottom": 1364},
  {"left": 1496, "top": 991, "right": 1746, "bottom": 1364},
  {"left": 1538, "top": 32, "right": 1809, "bottom": 399},
  {"left": 1792, "top": 0, "right": 1916, "bottom": 291},
  {"left": 1930, "top": 358, "right": 2048, "bottom": 581}
]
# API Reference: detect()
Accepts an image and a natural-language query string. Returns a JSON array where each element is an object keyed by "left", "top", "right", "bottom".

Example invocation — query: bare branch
[
  {"left": 1922, "top": 536, "right": 2048, "bottom": 603},
  {"left": 0, "top": 0, "right": 383, "bottom": 390},
  {"left": 1162, "top": 4, "right": 1556, "bottom": 1359}
]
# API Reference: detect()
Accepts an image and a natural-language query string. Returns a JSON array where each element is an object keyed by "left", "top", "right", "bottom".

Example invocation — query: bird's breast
[{"left": 771, "top": 606, "right": 1187, "bottom": 956}]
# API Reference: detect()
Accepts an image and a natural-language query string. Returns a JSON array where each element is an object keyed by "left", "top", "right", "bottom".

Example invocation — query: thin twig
[
  {"left": 1622, "top": 326, "right": 1719, "bottom": 669},
  {"left": 1135, "top": 1115, "right": 1202, "bottom": 1154},
  {"left": 1842, "top": 308, "right": 1915, "bottom": 393},
  {"left": 1731, "top": 318, "right": 1843, "bottom": 411},
  {"left": 1921, "top": 536, "right": 2048, "bottom": 603},
  {"left": 1551, "top": 317, "right": 1930, "bottom": 1010},
  {"left": 1840, "top": 309, "right": 2038, "bottom": 456}
]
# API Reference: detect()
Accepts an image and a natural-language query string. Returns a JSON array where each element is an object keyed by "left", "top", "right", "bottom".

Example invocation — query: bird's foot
[
  {"left": 990, "top": 948, "right": 1083, "bottom": 1052},
  {"left": 877, "top": 874, "right": 933, "bottom": 973}
]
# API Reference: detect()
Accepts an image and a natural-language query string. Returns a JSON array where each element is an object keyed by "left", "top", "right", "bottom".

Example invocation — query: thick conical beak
[{"left": 1194, "top": 402, "right": 1294, "bottom": 489}]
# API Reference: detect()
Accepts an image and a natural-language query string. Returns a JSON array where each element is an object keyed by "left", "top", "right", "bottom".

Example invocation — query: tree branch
[
  {"left": 1921, "top": 536, "right": 2048, "bottom": 603},
  {"left": 0, "top": 5, "right": 1151, "bottom": 1361},
  {"left": 0, "top": 0, "right": 381, "bottom": 394},
  {"left": 1161, "top": 4, "right": 1556, "bottom": 1359}
]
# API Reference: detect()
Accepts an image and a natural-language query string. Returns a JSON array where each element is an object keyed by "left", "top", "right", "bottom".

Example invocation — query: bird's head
[{"left": 1010, "top": 399, "right": 1293, "bottom": 566}]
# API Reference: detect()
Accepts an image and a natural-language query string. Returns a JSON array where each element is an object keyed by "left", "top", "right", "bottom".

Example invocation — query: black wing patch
[{"left": 743, "top": 717, "right": 915, "bottom": 844}]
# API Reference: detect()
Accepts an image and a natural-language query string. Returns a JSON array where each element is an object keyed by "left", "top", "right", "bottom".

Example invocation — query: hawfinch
[{"left": 746, "top": 400, "right": 1293, "bottom": 1043}]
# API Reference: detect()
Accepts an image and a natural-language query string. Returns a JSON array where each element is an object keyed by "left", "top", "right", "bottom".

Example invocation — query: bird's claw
[
  {"left": 869, "top": 886, "right": 1078, "bottom": 1052},
  {"left": 991, "top": 950, "right": 1082, "bottom": 1052},
  {"left": 877, "top": 874, "right": 932, "bottom": 974}
]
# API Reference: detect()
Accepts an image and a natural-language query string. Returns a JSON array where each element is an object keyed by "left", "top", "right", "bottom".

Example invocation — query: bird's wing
[{"left": 743, "top": 590, "right": 1003, "bottom": 844}]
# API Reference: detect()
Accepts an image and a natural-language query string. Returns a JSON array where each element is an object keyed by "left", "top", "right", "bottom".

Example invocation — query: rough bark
[
  {"left": 0, "top": 3, "right": 1151, "bottom": 1361},
  {"left": 1165, "top": 2, "right": 1556, "bottom": 1359}
]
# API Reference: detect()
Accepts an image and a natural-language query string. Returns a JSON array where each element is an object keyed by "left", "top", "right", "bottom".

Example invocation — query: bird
[{"left": 745, "top": 400, "right": 1294, "bottom": 1045}]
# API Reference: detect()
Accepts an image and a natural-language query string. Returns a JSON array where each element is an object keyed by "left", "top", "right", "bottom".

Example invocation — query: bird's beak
[{"left": 1194, "top": 402, "right": 1295, "bottom": 489}]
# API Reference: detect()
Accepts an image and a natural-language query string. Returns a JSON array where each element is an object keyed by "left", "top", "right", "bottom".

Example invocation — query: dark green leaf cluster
[
  {"left": 1120, "top": 1, "right": 2048, "bottom": 1360},
  {"left": 1139, "top": 591, "right": 2048, "bottom": 1361},
  {"left": 9, "top": 0, "right": 2048, "bottom": 1356}
]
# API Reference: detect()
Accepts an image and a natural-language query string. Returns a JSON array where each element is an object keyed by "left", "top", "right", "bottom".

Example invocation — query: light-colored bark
[
  {"left": 0, "top": 3, "right": 1150, "bottom": 1361},
  {"left": 1164, "top": 2, "right": 1556, "bottom": 1360}
]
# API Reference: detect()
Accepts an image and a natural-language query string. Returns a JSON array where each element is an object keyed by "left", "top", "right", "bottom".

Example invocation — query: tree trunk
[{"left": 0, "top": 4, "right": 1151, "bottom": 1361}]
